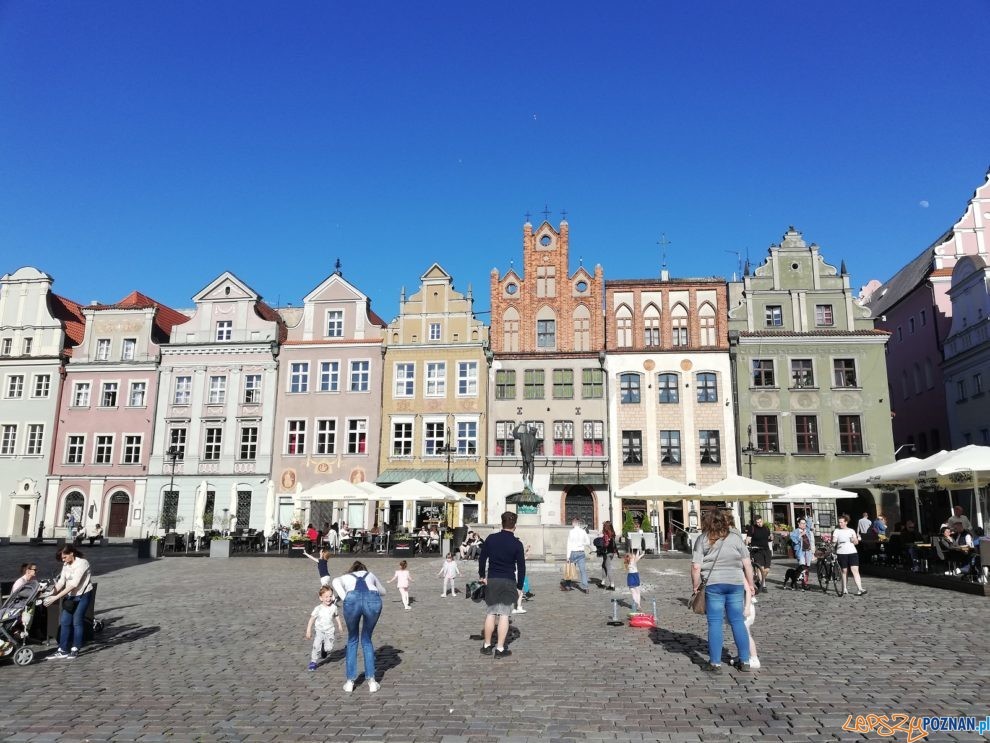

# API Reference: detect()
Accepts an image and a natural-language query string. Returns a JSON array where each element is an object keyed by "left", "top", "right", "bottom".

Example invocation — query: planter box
[
  {"left": 210, "top": 540, "right": 231, "bottom": 559},
  {"left": 287, "top": 542, "right": 307, "bottom": 558},
  {"left": 393, "top": 539, "right": 413, "bottom": 558}
]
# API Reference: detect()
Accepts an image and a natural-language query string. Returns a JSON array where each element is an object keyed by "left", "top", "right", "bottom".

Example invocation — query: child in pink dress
[{"left": 387, "top": 560, "right": 413, "bottom": 610}]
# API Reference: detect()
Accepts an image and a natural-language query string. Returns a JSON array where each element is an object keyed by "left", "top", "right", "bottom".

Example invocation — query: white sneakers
[
  {"left": 512, "top": 607, "right": 526, "bottom": 614},
  {"left": 368, "top": 680, "right": 380, "bottom": 693},
  {"left": 343, "top": 680, "right": 354, "bottom": 693}
]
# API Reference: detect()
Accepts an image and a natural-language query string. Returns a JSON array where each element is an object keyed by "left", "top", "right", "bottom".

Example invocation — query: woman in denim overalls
[{"left": 332, "top": 561, "right": 386, "bottom": 693}]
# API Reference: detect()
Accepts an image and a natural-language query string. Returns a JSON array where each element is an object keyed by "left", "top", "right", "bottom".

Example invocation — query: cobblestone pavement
[{"left": 0, "top": 545, "right": 986, "bottom": 742}]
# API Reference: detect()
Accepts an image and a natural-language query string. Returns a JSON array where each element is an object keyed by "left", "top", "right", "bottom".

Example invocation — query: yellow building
[{"left": 376, "top": 264, "right": 489, "bottom": 527}]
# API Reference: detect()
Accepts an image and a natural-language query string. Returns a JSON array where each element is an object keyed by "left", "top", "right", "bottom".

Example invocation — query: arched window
[
  {"left": 643, "top": 304, "right": 661, "bottom": 347},
  {"left": 536, "top": 306, "right": 557, "bottom": 350},
  {"left": 696, "top": 372, "right": 717, "bottom": 402},
  {"left": 615, "top": 305, "right": 633, "bottom": 348},
  {"left": 671, "top": 303, "right": 688, "bottom": 347},
  {"left": 619, "top": 372, "right": 641, "bottom": 404},
  {"left": 699, "top": 302, "right": 716, "bottom": 346},
  {"left": 502, "top": 307, "right": 519, "bottom": 352},
  {"left": 573, "top": 305, "right": 590, "bottom": 352},
  {"left": 564, "top": 485, "right": 595, "bottom": 529},
  {"left": 63, "top": 491, "right": 84, "bottom": 522}
]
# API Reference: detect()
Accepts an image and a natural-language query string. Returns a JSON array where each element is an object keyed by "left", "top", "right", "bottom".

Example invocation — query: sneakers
[
  {"left": 308, "top": 662, "right": 318, "bottom": 671},
  {"left": 576, "top": 586, "right": 589, "bottom": 594},
  {"left": 749, "top": 656, "right": 761, "bottom": 669},
  {"left": 493, "top": 647, "right": 512, "bottom": 659},
  {"left": 606, "top": 586, "right": 616, "bottom": 591},
  {"left": 343, "top": 680, "right": 355, "bottom": 693},
  {"left": 511, "top": 607, "right": 526, "bottom": 614},
  {"left": 404, "top": 606, "right": 411, "bottom": 611},
  {"left": 368, "top": 680, "right": 380, "bottom": 693},
  {"left": 47, "top": 649, "right": 70, "bottom": 661},
  {"left": 703, "top": 662, "right": 722, "bottom": 673},
  {"left": 737, "top": 662, "right": 751, "bottom": 672},
  {"left": 855, "top": 589, "right": 868, "bottom": 596},
  {"left": 441, "top": 593, "right": 447, "bottom": 597},
  {"left": 480, "top": 644, "right": 494, "bottom": 655}
]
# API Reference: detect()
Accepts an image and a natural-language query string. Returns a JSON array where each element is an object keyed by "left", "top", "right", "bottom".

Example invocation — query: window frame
[
  {"left": 425, "top": 361, "right": 446, "bottom": 398},
  {"left": 794, "top": 415, "right": 820, "bottom": 454},
  {"left": 349, "top": 360, "right": 370, "bottom": 393},
  {"left": 289, "top": 362, "right": 310, "bottom": 394},
  {"left": 207, "top": 375, "right": 227, "bottom": 405},
  {"left": 523, "top": 369, "right": 545, "bottom": 400},
  {"left": 457, "top": 361, "right": 478, "bottom": 397},
  {"left": 552, "top": 368, "right": 574, "bottom": 399},
  {"left": 285, "top": 419, "right": 307, "bottom": 456},
  {"left": 621, "top": 429, "right": 643, "bottom": 465},
  {"left": 215, "top": 321, "right": 233, "bottom": 342},
  {"left": 658, "top": 373, "right": 679, "bottom": 404},
  {"left": 764, "top": 305, "right": 783, "bottom": 327},
  {"left": 495, "top": 370, "right": 516, "bottom": 400},
  {"left": 696, "top": 372, "right": 717, "bottom": 403},
  {"left": 315, "top": 418, "right": 337, "bottom": 456},
  {"left": 619, "top": 373, "right": 641, "bottom": 404},
  {"left": 659, "top": 429, "right": 681, "bottom": 465},
  {"left": 326, "top": 310, "right": 344, "bottom": 338},
  {"left": 752, "top": 359, "right": 776, "bottom": 388}
]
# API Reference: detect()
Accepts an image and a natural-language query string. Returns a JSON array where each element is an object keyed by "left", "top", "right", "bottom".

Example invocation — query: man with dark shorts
[
  {"left": 745, "top": 515, "right": 772, "bottom": 593},
  {"left": 478, "top": 511, "right": 525, "bottom": 659}
]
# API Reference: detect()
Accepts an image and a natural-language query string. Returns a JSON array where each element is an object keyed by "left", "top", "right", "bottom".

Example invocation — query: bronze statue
[{"left": 513, "top": 423, "right": 538, "bottom": 490}]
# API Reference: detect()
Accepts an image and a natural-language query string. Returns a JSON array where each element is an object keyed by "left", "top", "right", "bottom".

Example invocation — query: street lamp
[
  {"left": 164, "top": 445, "right": 180, "bottom": 534},
  {"left": 741, "top": 425, "right": 760, "bottom": 479},
  {"left": 437, "top": 427, "right": 456, "bottom": 533}
]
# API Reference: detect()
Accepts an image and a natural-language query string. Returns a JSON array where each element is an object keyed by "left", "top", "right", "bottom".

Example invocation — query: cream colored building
[{"left": 377, "top": 264, "right": 489, "bottom": 526}]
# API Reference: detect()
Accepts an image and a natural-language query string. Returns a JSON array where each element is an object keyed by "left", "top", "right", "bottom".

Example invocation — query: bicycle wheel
[
  {"left": 833, "top": 562, "right": 844, "bottom": 596},
  {"left": 816, "top": 560, "right": 828, "bottom": 592}
]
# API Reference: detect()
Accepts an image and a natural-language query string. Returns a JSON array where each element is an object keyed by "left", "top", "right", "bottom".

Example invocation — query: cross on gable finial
[
  {"left": 657, "top": 233, "right": 671, "bottom": 272},
  {"left": 524, "top": 211, "right": 531, "bottom": 223},
  {"left": 334, "top": 258, "right": 342, "bottom": 275},
  {"left": 541, "top": 204, "right": 551, "bottom": 221},
  {"left": 560, "top": 209, "right": 568, "bottom": 221}
]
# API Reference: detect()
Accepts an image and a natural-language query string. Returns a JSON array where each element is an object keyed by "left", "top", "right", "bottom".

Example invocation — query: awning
[
  {"left": 549, "top": 473, "right": 608, "bottom": 486},
  {"left": 376, "top": 468, "right": 483, "bottom": 485}
]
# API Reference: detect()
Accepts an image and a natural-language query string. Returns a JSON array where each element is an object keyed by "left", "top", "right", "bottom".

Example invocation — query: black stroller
[{"left": 0, "top": 579, "right": 49, "bottom": 666}]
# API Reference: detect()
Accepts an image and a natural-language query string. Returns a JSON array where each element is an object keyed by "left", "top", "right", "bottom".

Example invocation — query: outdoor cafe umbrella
[
  {"left": 616, "top": 475, "right": 702, "bottom": 549},
  {"left": 296, "top": 478, "right": 368, "bottom": 501},
  {"left": 699, "top": 475, "right": 787, "bottom": 530},
  {"left": 912, "top": 445, "right": 990, "bottom": 528},
  {"left": 263, "top": 480, "right": 277, "bottom": 541},
  {"left": 379, "top": 478, "right": 452, "bottom": 529},
  {"left": 193, "top": 482, "right": 208, "bottom": 536},
  {"left": 778, "top": 482, "right": 858, "bottom": 502},
  {"left": 830, "top": 458, "right": 922, "bottom": 490}
]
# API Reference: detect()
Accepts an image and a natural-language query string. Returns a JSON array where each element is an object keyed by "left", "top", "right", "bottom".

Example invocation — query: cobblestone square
[{"left": 0, "top": 546, "right": 986, "bottom": 742}]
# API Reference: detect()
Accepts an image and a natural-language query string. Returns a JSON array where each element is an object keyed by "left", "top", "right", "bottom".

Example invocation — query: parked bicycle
[{"left": 815, "top": 542, "right": 842, "bottom": 596}]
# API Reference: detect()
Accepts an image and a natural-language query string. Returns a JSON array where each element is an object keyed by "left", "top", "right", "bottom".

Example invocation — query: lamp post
[
  {"left": 163, "top": 445, "right": 180, "bottom": 535},
  {"left": 741, "top": 425, "right": 759, "bottom": 480},
  {"left": 437, "top": 426, "right": 455, "bottom": 533}
]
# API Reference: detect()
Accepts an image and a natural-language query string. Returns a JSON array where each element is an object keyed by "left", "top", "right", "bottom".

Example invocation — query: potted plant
[
  {"left": 210, "top": 533, "right": 232, "bottom": 558},
  {"left": 286, "top": 519, "right": 307, "bottom": 558}
]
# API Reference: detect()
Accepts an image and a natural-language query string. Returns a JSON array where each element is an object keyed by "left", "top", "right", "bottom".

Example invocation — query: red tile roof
[
  {"left": 255, "top": 300, "right": 288, "bottom": 343},
  {"left": 49, "top": 293, "right": 86, "bottom": 354},
  {"left": 87, "top": 290, "right": 190, "bottom": 338}
]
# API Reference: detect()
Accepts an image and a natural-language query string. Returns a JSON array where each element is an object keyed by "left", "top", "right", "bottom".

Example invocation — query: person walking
[
  {"left": 744, "top": 515, "right": 772, "bottom": 593},
  {"left": 478, "top": 511, "right": 526, "bottom": 659},
  {"left": 600, "top": 521, "right": 619, "bottom": 591},
  {"left": 789, "top": 517, "right": 815, "bottom": 590},
  {"left": 43, "top": 546, "right": 94, "bottom": 660},
  {"left": 690, "top": 509, "right": 755, "bottom": 673},
  {"left": 832, "top": 514, "right": 867, "bottom": 596},
  {"left": 566, "top": 517, "right": 591, "bottom": 593},
  {"left": 332, "top": 560, "right": 386, "bottom": 693},
  {"left": 387, "top": 560, "right": 413, "bottom": 610},
  {"left": 305, "top": 585, "right": 343, "bottom": 671}
]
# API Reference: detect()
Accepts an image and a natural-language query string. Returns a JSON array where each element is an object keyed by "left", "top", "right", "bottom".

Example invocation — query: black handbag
[{"left": 62, "top": 595, "right": 80, "bottom": 613}]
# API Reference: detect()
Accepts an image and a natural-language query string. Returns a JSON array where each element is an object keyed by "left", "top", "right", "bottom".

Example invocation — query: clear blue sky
[{"left": 2, "top": 2, "right": 988, "bottom": 320}]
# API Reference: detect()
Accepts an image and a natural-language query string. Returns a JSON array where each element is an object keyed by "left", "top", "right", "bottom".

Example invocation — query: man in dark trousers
[{"left": 478, "top": 511, "right": 526, "bottom": 659}]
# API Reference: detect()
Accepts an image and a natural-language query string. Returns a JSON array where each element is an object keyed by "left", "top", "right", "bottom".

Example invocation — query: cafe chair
[{"left": 162, "top": 532, "right": 178, "bottom": 554}]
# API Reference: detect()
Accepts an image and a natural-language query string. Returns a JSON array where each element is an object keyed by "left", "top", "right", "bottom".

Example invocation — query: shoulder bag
[{"left": 689, "top": 536, "right": 725, "bottom": 615}]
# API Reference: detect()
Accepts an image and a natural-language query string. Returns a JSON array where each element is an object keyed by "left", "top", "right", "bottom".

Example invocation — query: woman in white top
[
  {"left": 832, "top": 515, "right": 867, "bottom": 596},
  {"left": 332, "top": 561, "right": 387, "bottom": 693},
  {"left": 43, "top": 546, "right": 95, "bottom": 659}
]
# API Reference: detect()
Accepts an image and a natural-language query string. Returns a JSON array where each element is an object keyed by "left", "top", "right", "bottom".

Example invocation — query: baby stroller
[{"left": 0, "top": 579, "right": 49, "bottom": 666}]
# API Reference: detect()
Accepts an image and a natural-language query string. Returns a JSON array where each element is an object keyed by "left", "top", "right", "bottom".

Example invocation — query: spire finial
[
  {"left": 541, "top": 204, "right": 551, "bottom": 221},
  {"left": 334, "top": 258, "right": 342, "bottom": 276}
]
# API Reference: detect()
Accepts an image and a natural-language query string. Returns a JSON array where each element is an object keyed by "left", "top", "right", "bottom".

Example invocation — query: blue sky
[{"left": 1, "top": 1, "right": 988, "bottom": 320}]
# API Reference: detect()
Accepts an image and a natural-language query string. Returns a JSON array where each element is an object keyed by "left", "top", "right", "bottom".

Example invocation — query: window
[
  {"left": 94, "top": 435, "right": 113, "bottom": 464},
  {"left": 573, "top": 305, "right": 591, "bottom": 351},
  {"left": 169, "top": 428, "right": 187, "bottom": 460},
  {"left": 975, "top": 373, "right": 984, "bottom": 395},
  {"left": 790, "top": 359, "right": 815, "bottom": 388},
  {"left": 236, "top": 491, "right": 252, "bottom": 530},
  {"left": 622, "top": 430, "right": 643, "bottom": 465},
  {"left": 832, "top": 359, "right": 857, "bottom": 387},
  {"left": 425, "top": 362, "right": 446, "bottom": 397},
  {"left": 660, "top": 430, "right": 681, "bottom": 465},
  {"left": 66, "top": 435, "right": 85, "bottom": 464},
  {"left": 957, "top": 380, "right": 967, "bottom": 402},
  {"left": 173, "top": 376, "right": 192, "bottom": 405},
  {"left": 208, "top": 376, "right": 226, "bottom": 404},
  {"left": 161, "top": 491, "right": 180, "bottom": 532},
  {"left": 96, "top": 339, "right": 111, "bottom": 360},
  {"left": 755, "top": 415, "right": 779, "bottom": 452},
  {"left": 699, "top": 430, "right": 721, "bottom": 464},
  {"left": 0, "top": 424, "right": 17, "bottom": 455},
  {"left": 536, "top": 266, "right": 556, "bottom": 297},
  {"left": 121, "top": 338, "right": 136, "bottom": 360},
  {"left": 495, "top": 370, "right": 516, "bottom": 400},
  {"left": 22, "top": 337, "right": 32, "bottom": 355},
  {"left": 696, "top": 372, "right": 717, "bottom": 403},
  {"left": 5, "top": 374, "right": 24, "bottom": 398},
  {"left": 315, "top": 419, "right": 336, "bottom": 455},
  {"left": 349, "top": 361, "right": 370, "bottom": 392},
  {"left": 394, "top": 363, "right": 415, "bottom": 397},
  {"left": 203, "top": 427, "right": 223, "bottom": 460},
  {"left": 524, "top": 369, "right": 545, "bottom": 399},
  {"left": 644, "top": 305, "right": 661, "bottom": 347},
  {"left": 289, "top": 362, "right": 309, "bottom": 393},
  {"left": 0, "top": 338, "right": 10, "bottom": 356},
  {"left": 552, "top": 368, "right": 573, "bottom": 399},
  {"left": 619, "top": 373, "right": 641, "bottom": 404},
  {"left": 658, "top": 373, "right": 679, "bottom": 404},
  {"left": 122, "top": 435, "right": 142, "bottom": 464},
  {"left": 616, "top": 307, "right": 633, "bottom": 348},
  {"left": 671, "top": 304, "right": 688, "bottom": 346},
  {"left": 244, "top": 374, "right": 262, "bottom": 403},
  {"left": 908, "top": 317, "right": 915, "bottom": 335},
  {"left": 326, "top": 310, "right": 343, "bottom": 338},
  {"left": 815, "top": 305, "right": 834, "bottom": 327},
  {"left": 502, "top": 308, "right": 520, "bottom": 352},
  {"left": 100, "top": 382, "right": 118, "bottom": 407},
  {"left": 524, "top": 421, "right": 545, "bottom": 455},
  {"left": 215, "top": 321, "right": 232, "bottom": 341},
  {"left": 765, "top": 305, "right": 783, "bottom": 327},
  {"left": 838, "top": 415, "right": 864, "bottom": 453},
  {"left": 319, "top": 361, "right": 339, "bottom": 392},
  {"left": 424, "top": 421, "right": 446, "bottom": 456},
  {"left": 582, "top": 420, "right": 605, "bottom": 456},
  {"left": 495, "top": 421, "right": 516, "bottom": 456},
  {"left": 582, "top": 368, "right": 603, "bottom": 398},
  {"left": 32, "top": 374, "right": 51, "bottom": 398},
  {"left": 128, "top": 381, "right": 147, "bottom": 407},
  {"left": 699, "top": 305, "right": 717, "bottom": 346},
  {"left": 537, "top": 319, "right": 556, "bottom": 349},
  {"left": 346, "top": 419, "right": 367, "bottom": 454},
  {"left": 392, "top": 421, "right": 413, "bottom": 456},
  {"left": 920, "top": 310, "right": 927, "bottom": 327},
  {"left": 73, "top": 382, "right": 91, "bottom": 407},
  {"left": 456, "top": 420, "right": 478, "bottom": 455},
  {"left": 752, "top": 359, "right": 776, "bottom": 387},
  {"left": 239, "top": 426, "right": 258, "bottom": 460},
  {"left": 286, "top": 420, "right": 306, "bottom": 455},
  {"left": 552, "top": 420, "right": 575, "bottom": 456},
  {"left": 26, "top": 424, "right": 44, "bottom": 455},
  {"left": 457, "top": 362, "right": 478, "bottom": 396},
  {"left": 795, "top": 415, "right": 819, "bottom": 454},
  {"left": 429, "top": 323, "right": 441, "bottom": 341}
]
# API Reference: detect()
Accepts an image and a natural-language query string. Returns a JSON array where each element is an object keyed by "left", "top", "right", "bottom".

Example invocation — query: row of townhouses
[{"left": 2, "top": 172, "right": 987, "bottom": 540}]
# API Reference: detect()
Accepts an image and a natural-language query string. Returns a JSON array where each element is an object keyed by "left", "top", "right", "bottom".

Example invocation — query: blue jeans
[
  {"left": 704, "top": 583, "right": 749, "bottom": 665},
  {"left": 569, "top": 551, "right": 588, "bottom": 589},
  {"left": 342, "top": 589, "right": 382, "bottom": 682},
  {"left": 59, "top": 591, "right": 94, "bottom": 652}
]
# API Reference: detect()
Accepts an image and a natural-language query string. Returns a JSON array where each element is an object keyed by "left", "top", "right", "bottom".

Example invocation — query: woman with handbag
[
  {"left": 690, "top": 509, "right": 755, "bottom": 673},
  {"left": 43, "top": 545, "right": 94, "bottom": 660},
  {"left": 600, "top": 521, "right": 619, "bottom": 590}
]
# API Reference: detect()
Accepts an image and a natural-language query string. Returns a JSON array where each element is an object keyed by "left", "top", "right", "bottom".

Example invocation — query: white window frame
[
  {"left": 239, "top": 425, "right": 259, "bottom": 461},
  {"left": 393, "top": 362, "right": 415, "bottom": 398},
  {"left": 25, "top": 423, "right": 44, "bottom": 456},
  {"left": 289, "top": 362, "right": 310, "bottom": 393},
  {"left": 173, "top": 375, "right": 192, "bottom": 405},
  {"left": 423, "top": 417, "right": 447, "bottom": 456},
  {"left": 326, "top": 310, "right": 344, "bottom": 338},
  {"left": 243, "top": 374, "right": 262, "bottom": 404},
  {"left": 22, "top": 337, "right": 32, "bottom": 355},
  {"left": 72, "top": 381, "right": 92, "bottom": 407},
  {"left": 100, "top": 381, "right": 120, "bottom": 408},
  {"left": 5, "top": 374, "right": 24, "bottom": 399},
  {"left": 349, "top": 360, "right": 370, "bottom": 393},
  {"left": 208, "top": 375, "right": 227, "bottom": 405},
  {"left": 319, "top": 361, "right": 340, "bottom": 392},
  {"left": 391, "top": 416, "right": 414, "bottom": 457},
  {"left": 346, "top": 418, "right": 368, "bottom": 455},
  {"left": 428, "top": 322, "right": 441, "bottom": 341},
  {"left": 128, "top": 380, "right": 148, "bottom": 407},
  {"left": 96, "top": 338, "right": 112, "bottom": 361},
  {"left": 66, "top": 434, "right": 86, "bottom": 464},
  {"left": 122, "top": 434, "right": 143, "bottom": 464},
  {"left": 315, "top": 418, "right": 337, "bottom": 456},
  {"left": 457, "top": 361, "right": 478, "bottom": 397},
  {"left": 285, "top": 419, "right": 307, "bottom": 456},
  {"left": 203, "top": 426, "right": 223, "bottom": 461},
  {"left": 455, "top": 416, "right": 479, "bottom": 455},
  {"left": 168, "top": 427, "right": 187, "bottom": 460},
  {"left": 215, "top": 321, "right": 233, "bottom": 341},
  {"left": 94, "top": 434, "right": 114, "bottom": 465},
  {"left": 121, "top": 338, "right": 137, "bottom": 360},
  {"left": 425, "top": 361, "right": 446, "bottom": 397},
  {"left": 0, "top": 338, "right": 11, "bottom": 356},
  {"left": 0, "top": 424, "right": 18, "bottom": 455},
  {"left": 32, "top": 373, "right": 51, "bottom": 398}
]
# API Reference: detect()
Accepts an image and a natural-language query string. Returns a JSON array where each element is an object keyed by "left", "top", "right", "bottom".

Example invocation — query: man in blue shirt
[{"left": 478, "top": 511, "right": 526, "bottom": 659}]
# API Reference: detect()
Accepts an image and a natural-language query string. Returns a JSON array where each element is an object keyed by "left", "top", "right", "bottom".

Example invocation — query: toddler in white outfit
[
  {"left": 305, "top": 585, "right": 343, "bottom": 671},
  {"left": 438, "top": 553, "right": 461, "bottom": 596}
]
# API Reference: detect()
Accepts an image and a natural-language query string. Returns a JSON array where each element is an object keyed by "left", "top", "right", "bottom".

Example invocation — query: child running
[
  {"left": 734, "top": 584, "right": 761, "bottom": 669},
  {"left": 305, "top": 548, "right": 333, "bottom": 587},
  {"left": 305, "top": 585, "right": 343, "bottom": 671},
  {"left": 624, "top": 549, "right": 644, "bottom": 611},
  {"left": 438, "top": 552, "right": 460, "bottom": 597},
  {"left": 387, "top": 560, "right": 414, "bottom": 610}
]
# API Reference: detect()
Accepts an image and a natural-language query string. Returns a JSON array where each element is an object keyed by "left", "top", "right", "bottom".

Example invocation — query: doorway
[
  {"left": 564, "top": 485, "right": 595, "bottom": 528},
  {"left": 17, "top": 504, "right": 30, "bottom": 536},
  {"left": 107, "top": 492, "right": 130, "bottom": 537}
]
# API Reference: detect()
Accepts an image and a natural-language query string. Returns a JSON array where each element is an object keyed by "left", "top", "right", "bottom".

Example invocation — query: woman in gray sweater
[{"left": 691, "top": 509, "right": 755, "bottom": 673}]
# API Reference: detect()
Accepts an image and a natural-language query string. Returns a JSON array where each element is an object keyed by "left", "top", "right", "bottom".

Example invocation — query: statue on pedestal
[{"left": 513, "top": 423, "right": 538, "bottom": 491}]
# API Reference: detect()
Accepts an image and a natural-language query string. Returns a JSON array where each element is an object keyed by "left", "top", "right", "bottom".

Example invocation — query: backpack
[{"left": 593, "top": 536, "right": 605, "bottom": 556}]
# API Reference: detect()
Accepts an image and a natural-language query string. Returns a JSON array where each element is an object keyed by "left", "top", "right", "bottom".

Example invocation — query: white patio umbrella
[
  {"left": 615, "top": 475, "right": 701, "bottom": 500},
  {"left": 778, "top": 482, "right": 858, "bottom": 503},
  {"left": 914, "top": 444, "right": 990, "bottom": 528},
  {"left": 297, "top": 478, "right": 368, "bottom": 501},
  {"left": 226, "top": 487, "right": 238, "bottom": 532},
  {"left": 379, "top": 478, "right": 451, "bottom": 530},
  {"left": 830, "top": 458, "right": 922, "bottom": 489},
  {"left": 425, "top": 480, "right": 472, "bottom": 503},
  {"left": 193, "top": 482, "right": 208, "bottom": 535},
  {"left": 870, "top": 451, "right": 953, "bottom": 486},
  {"left": 700, "top": 475, "right": 787, "bottom": 531},
  {"left": 263, "top": 480, "right": 277, "bottom": 538}
]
